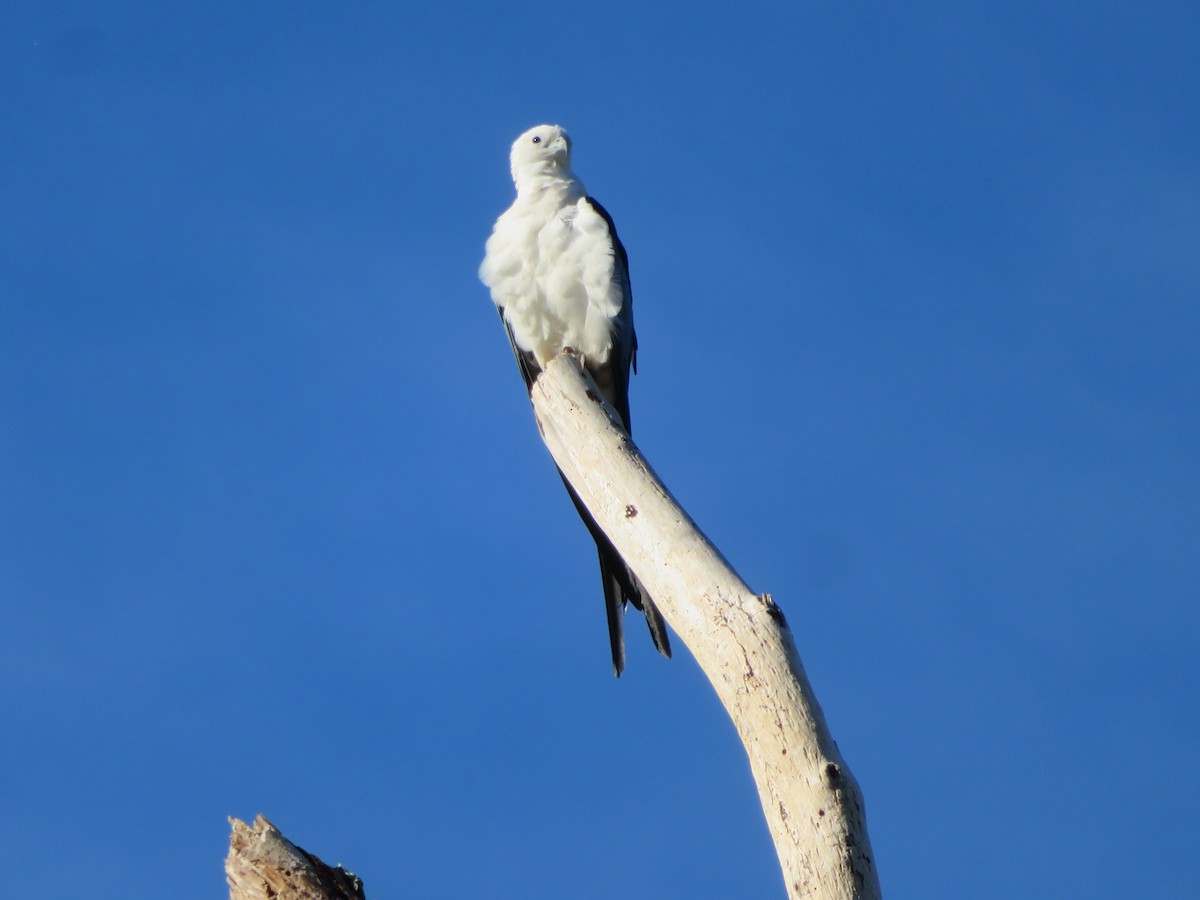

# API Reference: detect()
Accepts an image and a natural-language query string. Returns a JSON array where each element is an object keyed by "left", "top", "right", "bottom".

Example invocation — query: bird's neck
[{"left": 514, "top": 164, "right": 586, "bottom": 204}]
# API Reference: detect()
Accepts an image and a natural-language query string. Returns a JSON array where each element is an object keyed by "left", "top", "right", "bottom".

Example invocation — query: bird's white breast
[{"left": 480, "top": 189, "right": 622, "bottom": 368}]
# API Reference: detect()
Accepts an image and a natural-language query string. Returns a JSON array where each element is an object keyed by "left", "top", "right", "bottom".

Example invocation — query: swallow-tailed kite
[{"left": 480, "top": 124, "right": 671, "bottom": 676}]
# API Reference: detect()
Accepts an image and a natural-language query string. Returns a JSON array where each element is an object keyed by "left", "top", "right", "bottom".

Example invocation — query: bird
[{"left": 479, "top": 124, "right": 671, "bottom": 676}]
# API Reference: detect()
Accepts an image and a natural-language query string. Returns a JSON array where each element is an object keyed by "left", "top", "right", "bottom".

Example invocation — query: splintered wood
[{"left": 226, "top": 815, "right": 365, "bottom": 900}]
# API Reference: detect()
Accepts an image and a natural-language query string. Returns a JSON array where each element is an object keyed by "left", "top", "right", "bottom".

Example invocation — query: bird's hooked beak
[{"left": 550, "top": 134, "right": 571, "bottom": 160}]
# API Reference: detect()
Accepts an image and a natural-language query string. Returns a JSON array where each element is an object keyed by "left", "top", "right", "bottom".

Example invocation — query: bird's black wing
[
  {"left": 583, "top": 197, "right": 637, "bottom": 430},
  {"left": 584, "top": 198, "right": 672, "bottom": 671},
  {"left": 497, "top": 307, "right": 538, "bottom": 393}
]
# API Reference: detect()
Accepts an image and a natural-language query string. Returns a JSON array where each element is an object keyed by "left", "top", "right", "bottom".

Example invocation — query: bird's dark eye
[{"left": 531, "top": 136, "right": 541, "bottom": 144}]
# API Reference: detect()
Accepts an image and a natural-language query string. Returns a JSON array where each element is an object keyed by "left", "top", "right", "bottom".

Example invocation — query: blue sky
[{"left": 2, "top": 2, "right": 1197, "bottom": 897}]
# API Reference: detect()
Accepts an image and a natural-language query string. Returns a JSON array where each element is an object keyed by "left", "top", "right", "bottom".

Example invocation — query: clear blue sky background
[{"left": 3, "top": 2, "right": 1197, "bottom": 897}]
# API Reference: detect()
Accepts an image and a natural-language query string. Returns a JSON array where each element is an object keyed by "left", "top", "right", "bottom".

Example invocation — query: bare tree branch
[
  {"left": 530, "top": 352, "right": 882, "bottom": 899},
  {"left": 223, "top": 352, "right": 880, "bottom": 899}
]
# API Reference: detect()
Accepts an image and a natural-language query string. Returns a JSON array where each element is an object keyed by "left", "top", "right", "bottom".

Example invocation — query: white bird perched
[{"left": 480, "top": 124, "right": 671, "bottom": 676}]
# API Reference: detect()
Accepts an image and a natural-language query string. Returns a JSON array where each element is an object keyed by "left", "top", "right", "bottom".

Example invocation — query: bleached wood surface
[
  {"left": 530, "top": 352, "right": 881, "bottom": 899},
  {"left": 226, "top": 815, "right": 365, "bottom": 900}
]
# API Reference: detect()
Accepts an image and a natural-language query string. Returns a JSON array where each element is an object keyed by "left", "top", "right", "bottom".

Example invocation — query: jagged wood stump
[{"left": 226, "top": 815, "right": 365, "bottom": 900}]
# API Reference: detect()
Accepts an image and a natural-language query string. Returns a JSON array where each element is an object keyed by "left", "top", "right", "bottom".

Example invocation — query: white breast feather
[{"left": 481, "top": 194, "right": 621, "bottom": 368}]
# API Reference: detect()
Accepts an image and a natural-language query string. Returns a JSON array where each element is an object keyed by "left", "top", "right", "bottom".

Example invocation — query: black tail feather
[
  {"left": 640, "top": 594, "right": 672, "bottom": 661},
  {"left": 601, "top": 556, "right": 627, "bottom": 677},
  {"left": 556, "top": 469, "right": 672, "bottom": 675}
]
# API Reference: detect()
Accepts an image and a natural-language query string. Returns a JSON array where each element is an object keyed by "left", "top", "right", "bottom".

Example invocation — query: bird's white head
[{"left": 509, "top": 124, "right": 573, "bottom": 186}]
